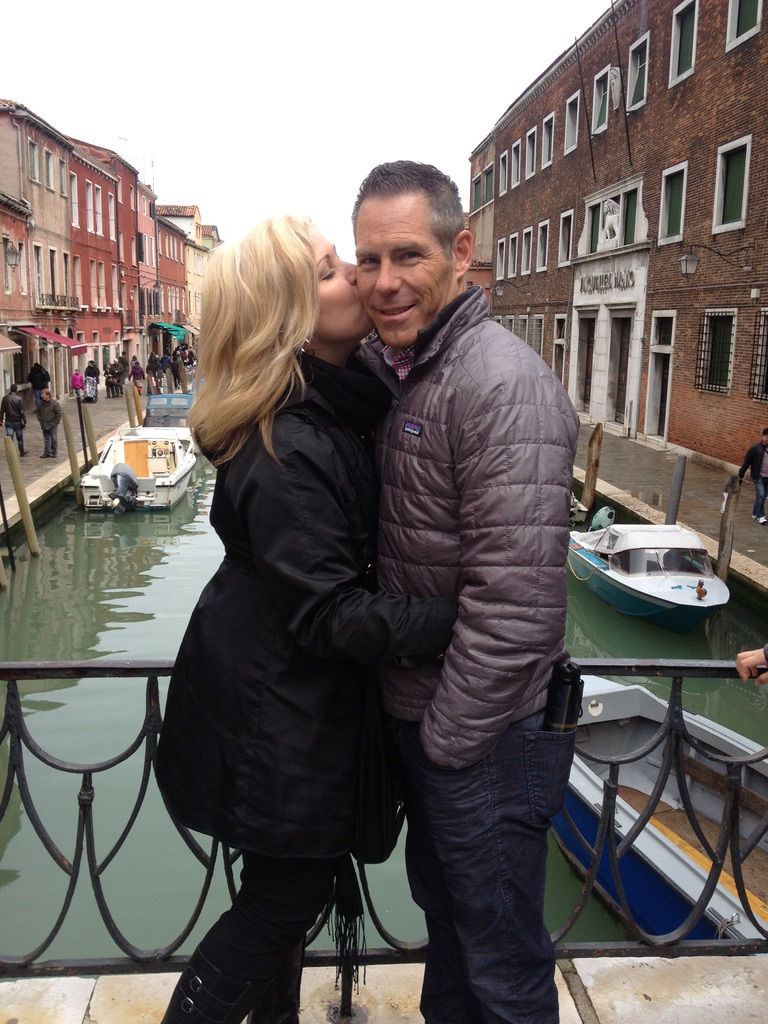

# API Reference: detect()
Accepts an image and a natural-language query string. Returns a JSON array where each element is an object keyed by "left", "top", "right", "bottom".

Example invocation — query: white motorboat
[
  {"left": 567, "top": 522, "right": 729, "bottom": 633},
  {"left": 79, "top": 425, "right": 197, "bottom": 513}
]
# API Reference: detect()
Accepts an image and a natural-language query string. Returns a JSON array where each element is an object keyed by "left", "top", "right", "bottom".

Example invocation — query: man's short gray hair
[{"left": 352, "top": 161, "right": 465, "bottom": 254}]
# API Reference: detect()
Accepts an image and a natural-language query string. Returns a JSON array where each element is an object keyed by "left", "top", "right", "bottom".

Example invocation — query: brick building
[{"left": 470, "top": 0, "right": 766, "bottom": 466}]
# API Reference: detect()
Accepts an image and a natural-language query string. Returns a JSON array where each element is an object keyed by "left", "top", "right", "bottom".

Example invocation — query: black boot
[
  {"left": 246, "top": 940, "right": 303, "bottom": 1024},
  {"left": 161, "top": 947, "right": 274, "bottom": 1023}
]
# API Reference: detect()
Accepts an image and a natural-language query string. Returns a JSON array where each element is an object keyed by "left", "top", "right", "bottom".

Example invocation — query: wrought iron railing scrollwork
[{"left": 1, "top": 658, "right": 768, "bottom": 993}]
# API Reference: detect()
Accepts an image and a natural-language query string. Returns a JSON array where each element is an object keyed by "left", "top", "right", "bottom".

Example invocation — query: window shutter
[
  {"left": 678, "top": 7, "right": 695, "bottom": 74},
  {"left": 737, "top": 0, "right": 758, "bottom": 36},
  {"left": 666, "top": 172, "right": 684, "bottom": 236},
  {"left": 722, "top": 146, "right": 746, "bottom": 223},
  {"left": 623, "top": 190, "right": 637, "bottom": 244},
  {"left": 590, "top": 205, "right": 600, "bottom": 252},
  {"left": 631, "top": 45, "right": 646, "bottom": 105}
]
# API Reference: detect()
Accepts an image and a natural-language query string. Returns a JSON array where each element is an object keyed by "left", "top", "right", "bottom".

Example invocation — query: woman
[
  {"left": 71, "top": 368, "right": 84, "bottom": 400},
  {"left": 156, "top": 217, "right": 456, "bottom": 1024}
]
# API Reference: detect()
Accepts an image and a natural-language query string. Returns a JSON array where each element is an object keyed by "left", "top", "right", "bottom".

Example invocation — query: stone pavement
[{"left": 2, "top": 956, "right": 768, "bottom": 1023}]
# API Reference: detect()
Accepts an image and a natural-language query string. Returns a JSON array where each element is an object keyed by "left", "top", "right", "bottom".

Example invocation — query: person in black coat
[
  {"left": 738, "top": 427, "right": 768, "bottom": 523},
  {"left": 156, "top": 217, "right": 456, "bottom": 1024}
]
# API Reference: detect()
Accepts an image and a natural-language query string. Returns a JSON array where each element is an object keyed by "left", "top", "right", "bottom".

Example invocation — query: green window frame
[
  {"left": 623, "top": 190, "right": 638, "bottom": 245},
  {"left": 661, "top": 170, "right": 685, "bottom": 238},
  {"left": 589, "top": 204, "right": 601, "bottom": 253},
  {"left": 676, "top": 4, "right": 696, "bottom": 77},
  {"left": 593, "top": 73, "right": 608, "bottom": 131},
  {"left": 721, "top": 146, "right": 747, "bottom": 224},
  {"left": 483, "top": 168, "right": 494, "bottom": 205},
  {"left": 472, "top": 177, "right": 482, "bottom": 212},
  {"left": 629, "top": 39, "right": 648, "bottom": 107},
  {"left": 737, "top": 0, "right": 759, "bottom": 37}
]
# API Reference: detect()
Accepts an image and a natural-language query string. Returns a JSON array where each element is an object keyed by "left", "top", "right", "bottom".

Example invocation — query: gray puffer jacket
[{"left": 358, "top": 287, "right": 579, "bottom": 769}]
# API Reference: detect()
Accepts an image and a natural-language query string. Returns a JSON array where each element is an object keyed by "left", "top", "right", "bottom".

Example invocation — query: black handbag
[{"left": 351, "top": 677, "right": 405, "bottom": 864}]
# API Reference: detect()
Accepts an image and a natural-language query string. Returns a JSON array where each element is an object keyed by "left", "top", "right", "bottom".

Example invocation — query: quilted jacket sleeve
[
  {"left": 419, "top": 343, "right": 579, "bottom": 768},
  {"left": 222, "top": 418, "right": 457, "bottom": 666}
]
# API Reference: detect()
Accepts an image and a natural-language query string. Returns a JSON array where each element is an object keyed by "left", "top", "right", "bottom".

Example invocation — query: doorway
[{"left": 608, "top": 316, "right": 631, "bottom": 424}]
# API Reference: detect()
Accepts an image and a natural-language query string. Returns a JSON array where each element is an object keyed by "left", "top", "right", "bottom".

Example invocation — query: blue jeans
[
  {"left": 5, "top": 421, "right": 23, "bottom": 448},
  {"left": 389, "top": 712, "right": 575, "bottom": 1024},
  {"left": 752, "top": 476, "right": 768, "bottom": 518}
]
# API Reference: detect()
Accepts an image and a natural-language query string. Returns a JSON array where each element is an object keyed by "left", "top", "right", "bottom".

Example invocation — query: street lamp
[
  {"left": 678, "top": 242, "right": 754, "bottom": 279},
  {"left": 679, "top": 250, "right": 699, "bottom": 277},
  {"left": 3, "top": 239, "right": 21, "bottom": 270}
]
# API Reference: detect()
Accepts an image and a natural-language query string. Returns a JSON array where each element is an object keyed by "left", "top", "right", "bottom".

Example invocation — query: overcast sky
[{"left": 3, "top": 0, "right": 610, "bottom": 258}]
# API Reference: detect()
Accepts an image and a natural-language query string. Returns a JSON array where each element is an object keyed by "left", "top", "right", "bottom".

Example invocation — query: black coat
[
  {"left": 739, "top": 441, "right": 768, "bottom": 481},
  {"left": 156, "top": 385, "right": 456, "bottom": 858}
]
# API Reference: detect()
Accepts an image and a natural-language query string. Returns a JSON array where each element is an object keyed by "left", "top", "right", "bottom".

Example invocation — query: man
[
  {"left": 353, "top": 161, "right": 579, "bottom": 1024},
  {"left": 36, "top": 388, "right": 62, "bottom": 458},
  {"left": 0, "top": 383, "right": 27, "bottom": 456},
  {"left": 738, "top": 427, "right": 768, "bottom": 524},
  {"left": 27, "top": 361, "right": 50, "bottom": 405}
]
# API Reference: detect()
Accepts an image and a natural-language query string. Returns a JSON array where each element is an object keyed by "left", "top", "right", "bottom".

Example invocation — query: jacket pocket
[{"left": 524, "top": 730, "right": 576, "bottom": 825}]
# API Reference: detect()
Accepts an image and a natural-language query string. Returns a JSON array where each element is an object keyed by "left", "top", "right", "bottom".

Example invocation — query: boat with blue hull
[
  {"left": 567, "top": 523, "right": 729, "bottom": 633},
  {"left": 553, "top": 677, "right": 768, "bottom": 941}
]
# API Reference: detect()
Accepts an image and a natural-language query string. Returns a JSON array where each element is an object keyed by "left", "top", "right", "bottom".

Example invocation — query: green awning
[{"left": 150, "top": 321, "right": 188, "bottom": 341}]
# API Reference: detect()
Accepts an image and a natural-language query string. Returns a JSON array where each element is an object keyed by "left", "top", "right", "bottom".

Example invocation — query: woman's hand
[{"left": 735, "top": 647, "right": 768, "bottom": 684}]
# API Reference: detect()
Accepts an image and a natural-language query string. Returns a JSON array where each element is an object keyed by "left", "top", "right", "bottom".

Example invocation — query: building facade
[
  {"left": 470, "top": 0, "right": 766, "bottom": 466},
  {"left": 0, "top": 99, "right": 220, "bottom": 399}
]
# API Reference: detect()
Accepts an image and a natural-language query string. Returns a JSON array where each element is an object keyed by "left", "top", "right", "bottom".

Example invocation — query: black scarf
[{"left": 299, "top": 353, "right": 391, "bottom": 434}]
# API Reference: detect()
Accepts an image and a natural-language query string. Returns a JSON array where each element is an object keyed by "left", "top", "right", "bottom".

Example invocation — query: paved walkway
[{"left": 2, "top": 414, "right": 768, "bottom": 1020}]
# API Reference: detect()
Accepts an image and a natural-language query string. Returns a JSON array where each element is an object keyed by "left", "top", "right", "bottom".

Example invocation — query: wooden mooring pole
[
  {"left": 581, "top": 422, "right": 603, "bottom": 512},
  {"left": 2, "top": 435, "right": 40, "bottom": 556},
  {"left": 716, "top": 476, "right": 741, "bottom": 582},
  {"left": 665, "top": 455, "right": 687, "bottom": 525}
]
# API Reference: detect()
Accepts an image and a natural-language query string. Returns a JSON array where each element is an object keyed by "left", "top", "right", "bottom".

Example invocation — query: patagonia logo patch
[{"left": 403, "top": 421, "right": 423, "bottom": 437}]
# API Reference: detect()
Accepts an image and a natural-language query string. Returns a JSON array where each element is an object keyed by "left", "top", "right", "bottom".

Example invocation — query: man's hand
[{"left": 735, "top": 648, "right": 768, "bottom": 684}]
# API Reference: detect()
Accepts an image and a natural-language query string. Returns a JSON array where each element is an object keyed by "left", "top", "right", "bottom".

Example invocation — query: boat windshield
[{"left": 609, "top": 548, "right": 713, "bottom": 577}]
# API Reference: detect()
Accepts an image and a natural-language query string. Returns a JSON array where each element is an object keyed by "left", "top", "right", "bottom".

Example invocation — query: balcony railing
[
  {"left": 1, "top": 659, "right": 767, "bottom": 998},
  {"left": 35, "top": 293, "right": 79, "bottom": 310}
]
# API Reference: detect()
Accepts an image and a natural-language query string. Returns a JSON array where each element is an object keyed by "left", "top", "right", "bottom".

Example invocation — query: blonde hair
[{"left": 190, "top": 216, "right": 319, "bottom": 464}]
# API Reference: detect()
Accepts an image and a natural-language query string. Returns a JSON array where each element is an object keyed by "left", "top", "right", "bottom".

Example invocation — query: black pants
[{"left": 197, "top": 851, "right": 336, "bottom": 982}]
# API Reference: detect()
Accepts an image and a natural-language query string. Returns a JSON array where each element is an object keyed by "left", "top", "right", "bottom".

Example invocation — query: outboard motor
[
  {"left": 588, "top": 505, "right": 615, "bottom": 531},
  {"left": 108, "top": 462, "right": 139, "bottom": 515}
]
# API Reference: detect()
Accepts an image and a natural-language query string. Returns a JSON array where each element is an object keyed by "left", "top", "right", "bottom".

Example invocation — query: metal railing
[
  {"left": 35, "top": 293, "right": 79, "bottom": 310},
  {"left": 1, "top": 658, "right": 767, "bottom": 991}
]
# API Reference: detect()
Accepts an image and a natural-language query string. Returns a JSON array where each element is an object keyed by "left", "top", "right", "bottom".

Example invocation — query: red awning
[
  {"left": 0, "top": 333, "right": 21, "bottom": 354},
  {"left": 15, "top": 326, "right": 88, "bottom": 355}
]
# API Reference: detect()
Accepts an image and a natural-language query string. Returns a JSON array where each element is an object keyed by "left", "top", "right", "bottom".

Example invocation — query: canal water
[{"left": 1, "top": 467, "right": 768, "bottom": 962}]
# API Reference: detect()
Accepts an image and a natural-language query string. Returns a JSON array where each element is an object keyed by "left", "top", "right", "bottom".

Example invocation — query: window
[
  {"left": 59, "top": 159, "right": 67, "bottom": 195},
  {"left": 593, "top": 66, "right": 610, "bottom": 133},
  {"left": 2, "top": 235, "right": 11, "bottom": 293},
  {"left": 508, "top": 233, "right": 518, "bottom": 278},
  {"left": 521, "top": 227, "right": 533, "bottom": 274},
  {"left": 33, "top": 245, "right": 43, "bottom": 299},
  {"left": 659, "top": 163, "right": 687, "bottom": 243},
  {"left": 542, "top": 114, "right": 554, "bottom": 167},
  {"left": 44, "top": 150, "right": 54, "bottom": 189},
  {"left": 111, "top": 264, "right": 119, "bottom": 307},
  {"left": 117, "top": 177, "right": 123, "bottom": 203},
  {"left": 627, "top": 33, "right": 649, "bottom": 109},
  {"left": 472, "top": 175, "right": 481, "bottom": 211},
  {"left": 94, "top": 185, "right": 103, "bottom": 235},
  {"left": 499, "top": 151, "right": 508, "bottom": 196},
  {"left": 129, "top": 185, "right": 135, "bottom": 210},
  {"left": 108, "top": 194, "right": 116, "bottom": 240},
  {"left": 516, "top": 315, "right": 528, "bottom": 341},
  {"left": 98, "top": 262, "right": 106, "bottom": 306},
  {"left": 510, "top": 140, "right": 521, "bottom": 187},
  {"left": 559, "top": 211, "right": 573, "bottom": 265},
  {"left": 584, "top": 183, "right": 642, "bottom": 254},
  {"left": 483, "top": 166, "right": 494, "bottom": 204},
  {"left": 63, "top": 252, "right": 70, "bottom": 297},
  {"left": 727, "top": 0, "right": 761, "bottom": 50},
  {"left": 553, "top": 316, "right": 567, "bottom": 379},
  {"left": 696, "top": 310, "right": 735, "bottom": 392},
  {"left": 496, "top": 238, "right": 506, "bottom": 280},
  {"left": 750, "top": 310, "right": 768, "bottom": 399},
  {"left": 532, "top": 316, "right": 544, "bottom": 355},
  {"left": 670, "top": 0, "right": 698, "bottom": 86},
  {"left": 536, "top": 221, "right": 549, "bottom": 271},
  {"left": 525, "top": 128, "right": 537, "bottom": 178},
  {"left": 713, "top": 135, "right": 751, "bottom": 232},
  {"left": 588, "top": 203, "right": 601, "bottom": 253},
  {"left": 48, "top": 248, "right": 57, "bottom": 295},
  {"left": 28, "top": 140, "right": 40, "bottom": 182},
  {"left": 70, "top": 174, "right": 79, "bottom": 227},
  {"left": 564, "top": 92, "right": 579, "bottom": 153},
  {"left": 623, "top": 188, "right": 638, "bottom": 243},
  {"left": 85, "top": 181, "right": 94, "bottom": 232},
  {"left": 73, "top": 256, "right": 81, "bottom": 304}
]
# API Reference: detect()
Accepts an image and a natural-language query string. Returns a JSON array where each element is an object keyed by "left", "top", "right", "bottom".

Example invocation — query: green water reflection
[{"left": 4, "top": 470, "right": 767, "bottom": 960}]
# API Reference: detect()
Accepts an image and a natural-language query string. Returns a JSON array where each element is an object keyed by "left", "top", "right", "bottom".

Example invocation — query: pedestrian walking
[
  {"left": 738, "top": 427, "right": 768, "bottom": 524},
  {"left": 71, "top": 369, "right": 84, "bottom": 400},
  {"left": 0, "top": 383, "right": 28, "bottom": 455},
  {"left": 27, "top": 362, "right": 51, "bottom": 405},
  {"left": 36, "top": 388, "right": 62, "bottom": 458}
]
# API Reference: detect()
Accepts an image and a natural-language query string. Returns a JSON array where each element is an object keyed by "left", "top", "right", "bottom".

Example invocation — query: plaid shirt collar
[{"left": 382, "top": 343, "right": 416, "bottom": 382}]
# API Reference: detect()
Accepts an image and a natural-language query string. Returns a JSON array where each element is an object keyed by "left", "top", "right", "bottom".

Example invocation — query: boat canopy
[{"left": 598, "top": 524, "right": 705, "bottom": 553}]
